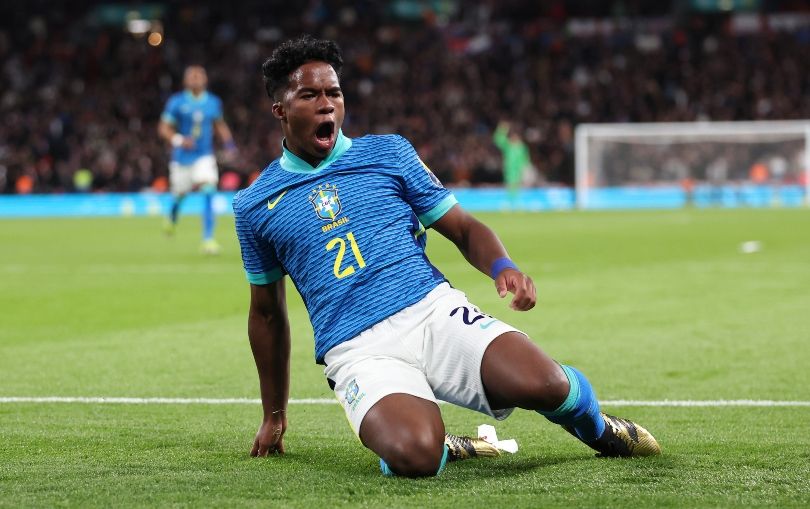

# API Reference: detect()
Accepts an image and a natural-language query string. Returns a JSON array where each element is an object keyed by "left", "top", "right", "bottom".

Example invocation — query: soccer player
[
  {"left": 493, "top": 120, "right": 531, "bottom": 205},
  {"left": 158, "top": 65, "right": 236, "bottom": 254},
  {"left": 234, "top": 36, "right": 661, "bottom": 478}
]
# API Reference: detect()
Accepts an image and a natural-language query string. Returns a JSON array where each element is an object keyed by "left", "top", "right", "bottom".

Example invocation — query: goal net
[{"left": 574, "top": 121, "right": 810, "bottom": 209}]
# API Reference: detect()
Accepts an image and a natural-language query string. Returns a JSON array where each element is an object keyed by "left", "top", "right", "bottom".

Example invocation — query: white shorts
[
  {"left": 169, "top": 155, "right": 218, "bottom": 195},
  {"left": 323, "top": 282, "right": 525, "bottom": 436}
]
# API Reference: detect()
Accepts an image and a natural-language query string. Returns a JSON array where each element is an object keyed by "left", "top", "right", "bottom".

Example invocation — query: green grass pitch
[{"left": 1, "top": 208, "right": 809, "bottom": 508}]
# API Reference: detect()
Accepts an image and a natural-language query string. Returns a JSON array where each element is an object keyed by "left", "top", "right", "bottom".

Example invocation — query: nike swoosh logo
[
  {"left": 479, "top": 319, "right": 498, "bottom": 329},
  {"left": 267, "top": 190, "right": 288, "bottom": 210}
]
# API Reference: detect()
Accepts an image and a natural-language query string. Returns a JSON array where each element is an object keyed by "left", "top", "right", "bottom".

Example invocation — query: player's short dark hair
[{"left": 262, "top": 35, "right": 343, "bottom": 100}]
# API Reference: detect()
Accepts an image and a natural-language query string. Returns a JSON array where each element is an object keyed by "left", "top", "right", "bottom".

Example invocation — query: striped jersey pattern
[{"left": 233, "top": 133, "right": 458, "bottom": 363}]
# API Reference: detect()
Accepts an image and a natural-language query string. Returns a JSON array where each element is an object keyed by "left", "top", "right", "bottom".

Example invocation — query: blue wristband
[
  {"left": 490, "top": 257, "right": 519, "bottom": 279},
  {"left": 224, "top": 140, "right": 236, "bottom": 150}
]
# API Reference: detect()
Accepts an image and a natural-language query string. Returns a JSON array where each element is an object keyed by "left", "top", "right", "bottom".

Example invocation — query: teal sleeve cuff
[
  {"left": 160, "top": 112, "right": 177, "bottom": 124},
  {"left": 246, "top": 268, "right": 284, "bottom": 285},
  {"left": 417, "top": 195, "right": 458, "bottom": 227}
]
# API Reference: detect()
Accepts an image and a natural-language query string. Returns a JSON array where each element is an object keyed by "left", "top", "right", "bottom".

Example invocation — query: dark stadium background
[
  {"left": 1, "top": 0, "right": 808, "bottom": 194},
  {"left": 2, "top": 3, "right": 810, "bottom": 507}
]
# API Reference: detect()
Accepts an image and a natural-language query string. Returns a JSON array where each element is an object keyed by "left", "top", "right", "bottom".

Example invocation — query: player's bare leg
[
  {"left": 481, "top": 332, "right": 661, "bottom": 457},
  {"left": 359, "top": 393, "right": 447, "bottom": 477},
  {"left": 481, "top": 332, "right": 569, "bottom": 411}
]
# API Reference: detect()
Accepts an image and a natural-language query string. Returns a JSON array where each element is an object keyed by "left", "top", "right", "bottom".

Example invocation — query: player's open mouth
[{"left": 314, "top": 121, "right": 335, "bottom": 150}]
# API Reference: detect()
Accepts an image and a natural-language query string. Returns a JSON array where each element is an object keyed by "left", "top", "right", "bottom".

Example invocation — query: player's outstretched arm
[
  {"left": 157, "top": 119, "right": 195, "bottom": 150},
  {"left": 247, "top": 279, "right": 291, "bottom": 456},
  {"left": 214, "top": 119, "right": 236, "bottom": 149},
  {"left": 431, "top": 205, "right": 536, "bottom": 311}
]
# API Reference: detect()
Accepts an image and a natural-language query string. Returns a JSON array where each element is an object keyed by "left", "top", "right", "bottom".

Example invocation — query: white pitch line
[
  {"left": 0, "top": 397, "right": 299, "bottom": 405},
  {"left": 0, "top": 397, "right": 808, "bottom": 407},
  {"left": 602, "top": 400, "right": 810, "bottom": 407}
]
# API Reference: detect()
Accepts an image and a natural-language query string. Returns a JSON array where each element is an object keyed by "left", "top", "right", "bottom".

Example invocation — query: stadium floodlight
[
  {"left": 575, "top": 120, "right": 810, "bottom": 209},
  {"left": 126, "top": 18, "right": 151, "bottom": 35}
]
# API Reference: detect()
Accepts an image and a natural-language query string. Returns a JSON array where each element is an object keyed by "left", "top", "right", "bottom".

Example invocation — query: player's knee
[
  {"left": 526, "top": 364, "right": 570, "bottom": 412},
  {"left": 547, "top": 365, "right": 572, "bottom": 409},
  {"left": 382, "top": 432, "right": 444, "bottom": 477}
]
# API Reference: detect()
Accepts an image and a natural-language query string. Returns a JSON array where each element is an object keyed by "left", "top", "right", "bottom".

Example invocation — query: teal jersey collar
[
  {"left": 183, "top": 90, "right": 209, "bottom": 102},
  {"left": 280, "top": 130, "right": 352, "bottom": 173}
]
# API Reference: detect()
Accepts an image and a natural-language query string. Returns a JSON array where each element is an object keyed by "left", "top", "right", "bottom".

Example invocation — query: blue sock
[
  {"left": 538, "top": 365, "right": 605, "bottom": 442},
  {"left": 379, "top": 457, "right": 395, "bottom": 477},
  {"left": 380, "top": 444, "right": 449, "bottom": 477},
  {"left": 202, "top": 192, "right": 215, "bottom": 241},
  {"left": 170, "top": 196, "right": 184, "bottom": 224}
]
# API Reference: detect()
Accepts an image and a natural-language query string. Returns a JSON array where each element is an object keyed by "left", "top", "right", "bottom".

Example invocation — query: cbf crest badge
[
  {"left": 345, "top": 379, "right": 360, "bottom": 405},
  {"left": 344, "top": 378, "right": 366, "bottom": 412},
  {"left": 308, "top": 183, "right": 342, "bottom": 221}
]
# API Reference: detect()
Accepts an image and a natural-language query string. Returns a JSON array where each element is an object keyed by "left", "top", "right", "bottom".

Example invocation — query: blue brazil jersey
[
  {"left": 234, "top": 132, "right": 457, "bottom": 363},
  {"left": 161, "top": 90, "right": 223, "bottom": 165}
]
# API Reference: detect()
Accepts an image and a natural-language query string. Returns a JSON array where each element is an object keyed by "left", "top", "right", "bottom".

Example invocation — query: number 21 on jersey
[{"left": 326, "top": 232, "right": 366, "bottom": 279}]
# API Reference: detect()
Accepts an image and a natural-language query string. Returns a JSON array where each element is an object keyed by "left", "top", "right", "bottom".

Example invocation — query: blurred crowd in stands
[
  {"left": 596, "top": 139, "right": 805, "bottom": 186},
  {"left": 1, "top": 0, "right": 809, "bottom": 194}
]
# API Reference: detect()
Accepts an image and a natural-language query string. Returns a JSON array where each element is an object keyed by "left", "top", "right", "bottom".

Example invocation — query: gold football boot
[
  {"left": 444, "top": 433, "right": 501, "bottom": 461},
  {"left": 567, "top": 413, "right": 661, "bottom": 457}
]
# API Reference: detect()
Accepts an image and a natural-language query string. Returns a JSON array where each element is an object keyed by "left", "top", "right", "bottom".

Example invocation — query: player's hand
[
  {"left": 181, "top": 137, "right": 196, "bottom": 149},
  {"left": 250, "top": 414, "right": 287, "bottom": 457},
  {"left": 495, "top": 268, "right": 536, "bottom": 311},
  {"left": 222, "top": 147, "right": 238, "bottom": 163}
]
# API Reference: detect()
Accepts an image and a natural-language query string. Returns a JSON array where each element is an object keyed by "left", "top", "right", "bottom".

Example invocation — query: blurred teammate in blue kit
[
  {"left": 158, "top": 65, "right": 236, "bottom": 254},
  {"left": 234, "top": 36, "right": 661, "bottom": 477}
]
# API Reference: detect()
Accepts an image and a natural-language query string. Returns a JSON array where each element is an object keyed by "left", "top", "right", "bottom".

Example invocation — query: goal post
[{"left": 574, "top": 120, "right": 810, "bottom": 209}]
